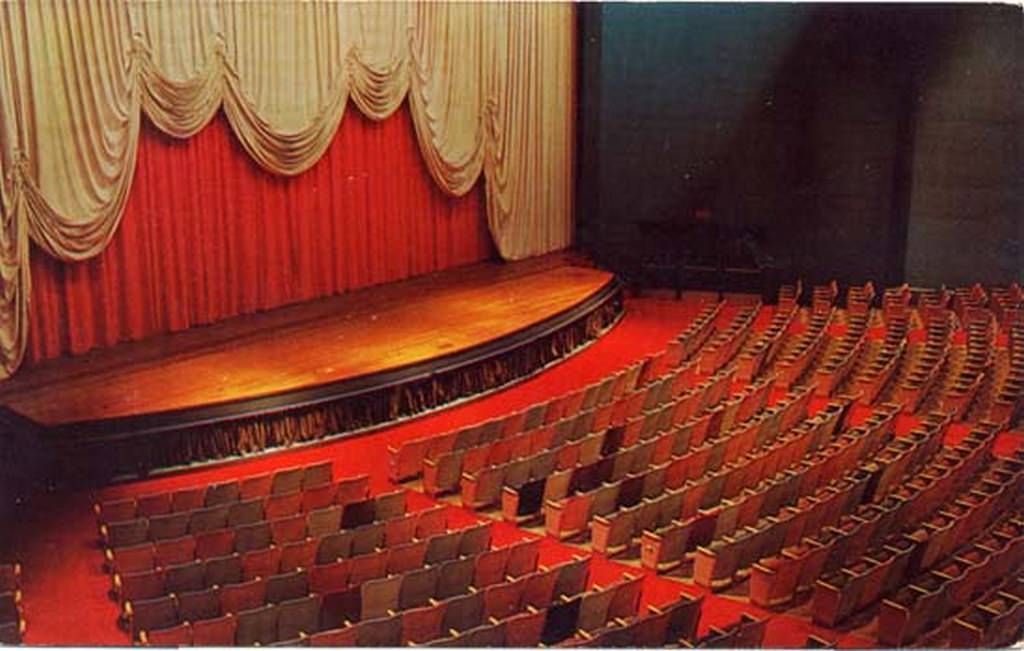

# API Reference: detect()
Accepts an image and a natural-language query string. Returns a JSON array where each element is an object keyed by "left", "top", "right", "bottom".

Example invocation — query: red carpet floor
[{"left": 9, "top": 296, "right": 1016, "bottom": 647}]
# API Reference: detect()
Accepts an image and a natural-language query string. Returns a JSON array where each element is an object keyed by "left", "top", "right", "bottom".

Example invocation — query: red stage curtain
[{"left": 27, "top": 103, "right": 493, "bottom": 362}]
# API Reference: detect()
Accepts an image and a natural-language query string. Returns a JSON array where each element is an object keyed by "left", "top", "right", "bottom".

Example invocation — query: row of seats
[
  {"left": 641, "top": 402, "right": 894, "bottom": 575},
  {"left": 111, "top": 502, "right": 451, "bottom": 606},
  {"left": 0, "top": 562, "right": 22, "bottom": 645},
  {"left": 948, "top": 569, "right": 1024, "bottom": 647},
  {"left": 745, "top": 411, "right": 980, "bottom": 609},
  {"left": 811, "top": 310, "right": 868, "bottom": 398},
  {"left": 811, "top": 441, "right": 1017, "bottom": 630},
  {"left": 389, "top": 299, "right": 724, "bottom": 485},
  {"left": 845, "top": 281, "right": 876, "bottom": 317},
  {"left": 735, "top": 301, "right": 798, "bottom": 383},
  {"left": 881, "top": 284, "right": 911, "bottom": 324},
  {"left": 688, "top": 403, "right": 872, "bottom": 589},
  {"left": 878, "top": 512, "right": 1024, "bottom": 646},
  {"left": 463, "top": 368, "right": 731, "bottom": 513},
  {"left": 124, "top": 517, "right": 499, "bottom": 641},
  {"left": 587, "top": 379, "right": 781, "bottom": 555},
  {"left": 95, "top": 461, "right": 334, "bottom": 525},
  {"left": 984, "top": 319, "right": 1024, "bottom": 427},
  {"left": 100, "top": 474, "right": 370, "bottom": 549},
  {"left": 892, "top": 308, "right": 954, "bottom": 412},
  {"left": 696, "top": 302, "right": 760, "bottom": 376},
  {"left": 426, "top": 362, "right": 699, "bottom": 500},
  {"left": 542, "top": 376, "right": 785, "bottom": 542},
  {"left": 594, "top": 387, "right": 823, "bottom": 560},
  {"left": 416, "top": 302, "right": 735, "bottom": 502},
  {"left": 773, "top": 307, "right": 835, "bottom": 390},
  {"left": 850, "top": 312, "right": 907, "bottom": 405},
  {"left": 937, "top": 308, "right": 995, "bottom": 419}
]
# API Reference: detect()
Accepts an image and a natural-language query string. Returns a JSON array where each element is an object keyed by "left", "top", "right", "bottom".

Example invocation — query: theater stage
[{"left": 0, "top": 255, "right": 622, "bottom": 485}]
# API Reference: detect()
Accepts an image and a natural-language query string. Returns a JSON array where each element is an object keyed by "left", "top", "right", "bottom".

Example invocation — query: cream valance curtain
[{"left": 0, "top": 0, "right": 575, "bottom": 378}]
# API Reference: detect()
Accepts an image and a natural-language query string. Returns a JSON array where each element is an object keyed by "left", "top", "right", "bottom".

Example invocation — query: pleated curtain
[{"left": 0, "top": 0, "right": 575, "bottom": 378}]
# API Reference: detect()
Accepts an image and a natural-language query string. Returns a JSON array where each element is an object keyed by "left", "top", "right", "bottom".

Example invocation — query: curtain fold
[
  {"left": 29, "top": 107, "right": 492, "bottom": 362},
  {"left": 0, "top": 0, "right": 575, "bottom": 378}
]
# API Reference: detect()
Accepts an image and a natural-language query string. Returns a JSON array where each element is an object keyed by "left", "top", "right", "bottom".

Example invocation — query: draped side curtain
[{"left": 0, "top": 0, "right": 575, "bottom": 378}]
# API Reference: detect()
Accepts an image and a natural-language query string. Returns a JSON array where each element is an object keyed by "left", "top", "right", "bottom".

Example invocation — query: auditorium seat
[
  {"left": 190, "top": 613, "right": 237, "bottom": 646},
  {"left": 235, "top": 603, "right": 279, "bottom": 645},
  {"left": 124, "top": 594, "right": 178, "bottom": 640},
  {"left": 220, "top": 578, "right": 267, "bottom": 614}
]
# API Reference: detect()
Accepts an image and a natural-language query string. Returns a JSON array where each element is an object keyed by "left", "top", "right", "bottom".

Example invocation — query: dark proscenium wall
[{"left": 577, "top": 3, "right": 1022, "bottom": 290}]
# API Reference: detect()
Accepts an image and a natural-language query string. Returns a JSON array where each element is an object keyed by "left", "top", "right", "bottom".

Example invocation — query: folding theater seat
[
  {"left": 350, "top": 522, "right": 384, "bottom": 557},
  {"left": 458, "top": 522, "right": 492, "bottom": 556},
  {"left": 170, "top": 486, "right": 206, "bottom": 513},
  {"left": 437, "top": 556, "right": 475, "bottom": 600},
  {"left": 227, "top": 499, "right": 265, "bottom": 528},
  {"left": 177, "top": 586, "right": 222, "bottom": 622},
  {"left": 473, "top": 545, "right": 511, "bottom": 589},
  {"left": 347, "top": 551, "right": 387, "bottom": 585},
  {"left": 280, "top": 538, "right": 318, "bottom": 573},
  {"left": 553, "top": 557, "right": 591, "bottom": 599},
  {"left": 195, "top": 532, "right": 235, "bottom": 569},
  {"left": 540, "top": 592, "right": 583, "bottom": 645},
  {"left": 153, "top": 536, "right": 196, "bottom": 568},
  {"left": 355, "top": 615, "right": 403, "bottom": 646},
  {"left": 265, "top": 491, "right": 304, "bottom": 520},
  {"left": 165, "top": 560, "right": 206, "bottom": 595},
  {"left": 441, "top": 591, "right": 485, "bottom": 634},
  {"left": 309, "top": 625, "right": 358, "bottom": 647},
  {"left": 301, "top": 483, "right": 337, "bottom": 513},
  {"left": 205, "top": 480, "right": 240, "bottom": 507},
  {"left": 400, "top": 602, "right": 446, "bottom": 645},
  {"left": 425, "top": 531, "right": 462, "bottom": 565},
  {"left": 125, "top": 594, "right": 180, "bottom": 641},
  {"left": 240, "top": 473, "right": 275, "bottom": 500},
  {"left": 386, "top": 540, "right": 428, "bottom": 576},
  {"left": 94, "top": 498, "right": 137, "bottom": 526},
  {"left": 266, "top": 569, "right": 309, "bottom": 604},
  {"left": 270, "top": 514, "right": 308, "bottom": 545},
  {"left": 504, "top": 606, "right": 547, "bottom": 647},
  {"left": 191, "top": 613, "right": 237, "bottom": 645},
  {"left": 204, "top": 553, "right": 243, "bottom": 588},
  {"left": 235, "top": 604, "right": 280, "bottom": 646},
  {"left": 577, "top": 585, "right": 617, "bottom": 633},
  {"left": 234, "top": 522, "right": 273, "bottom": 555},
  {"left": 389, "top": 438, "right": 430, "bottom": 483},
  {"left": 103, "top": 518, "right": 149, "bottom": 549},
  {"left": 506, "top": 538, "right": 542, "bottom": 578},
  {"left": 137, "top": 493, "right": 173, "bottom": 519},
  {"left": 189, "top": 505, "right": 230, "bottom": 534},
  {"left": 242, "top": 547, "right": 283, "bottom": 581},
  {"left": 272, "top": 466, "right": 306, "bottom": 496},
  {"left": 140, "top": 621, "right": 193, "bottom": 646},
  {"left": 399, "top": 566, "right": 440, "bottom": 611},
  {"left": 384, "top": 512, "right": 418, "bottom": 546},
  {"left": 608, "top": 574, "right": 643, "bottom": 621},
  {"left": 115, "top": 569, "right": 166, "bottom": 605},
  {"left": 415, "top": 504, "right": 448, "bottom": 539},
  {"left": 107, "top": 543, "right": 156, "bottom": 576},
  {"left": 309, "top": 560, "right": 349, "bottom": 595},
  {"left": 374, "top": 490, "right": 407, "bottom": 521},
  {"left": 277, "top": 594, "right": 321, "bottom": 641},
  {"left": 220, "top": 578, "right": 268, "bottom": 614},
  {"left": 483, "top": 576, "right": 527, "bottom": 621},
  {"left": 361, "top": 574, "right": 402, "bottom": 620},
  {"left": 306, "top": 506, "right": 343, "bottom": 539}
]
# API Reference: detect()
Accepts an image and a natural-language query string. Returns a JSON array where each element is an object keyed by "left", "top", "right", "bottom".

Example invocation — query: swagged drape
[{"left": 0, "top": 0, "right": 575, "bottom": 378}]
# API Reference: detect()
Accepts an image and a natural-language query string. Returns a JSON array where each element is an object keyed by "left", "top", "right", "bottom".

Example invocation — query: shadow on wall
[{"left": 579, "top": 3, "right": 1021, "bottom": 289}]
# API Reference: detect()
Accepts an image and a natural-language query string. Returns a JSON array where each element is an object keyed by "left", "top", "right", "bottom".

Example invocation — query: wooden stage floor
[{"left": 1, "top": 256, "right": 613, "bottom": 427}]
